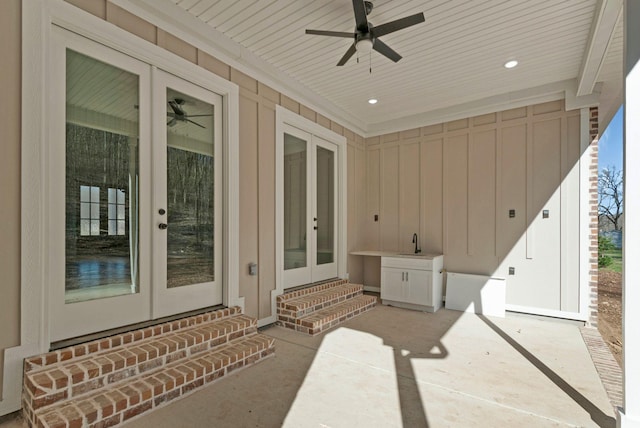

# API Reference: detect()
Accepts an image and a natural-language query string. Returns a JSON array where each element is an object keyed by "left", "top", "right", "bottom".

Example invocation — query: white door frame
[
  {"left": 10, "top": 0, "right": 241, "bottom": 407},
  {"left": 270, "top": 106, "right": 347, "bottom": 323}
]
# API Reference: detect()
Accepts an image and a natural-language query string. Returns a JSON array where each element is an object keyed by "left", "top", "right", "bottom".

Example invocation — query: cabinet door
[
  {"left": 381, "top": 267, "right": 405, "bottom": 302},
  {"left": 406, "top": 270, "right": 432, "bottom": 306}
]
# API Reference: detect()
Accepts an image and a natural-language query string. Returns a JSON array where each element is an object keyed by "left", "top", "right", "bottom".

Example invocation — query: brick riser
[
  {"left": 276, "top": 280, "right": 376, "bottom": 336},
  {"left": 23, "top": 308, "right": 275, "bottom": 428}
]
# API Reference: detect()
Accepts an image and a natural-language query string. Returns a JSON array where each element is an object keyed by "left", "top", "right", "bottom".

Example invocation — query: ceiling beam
[{"left": 577, "top": 0, "right": 623, "bottom": 96}]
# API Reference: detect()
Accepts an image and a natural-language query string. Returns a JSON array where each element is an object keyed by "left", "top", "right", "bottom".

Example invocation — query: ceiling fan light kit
[
  {"left": 356, "top": 38, "right": 373, "bottom": 53},
  {"left": 305, "top": 0, "right": 425, "bottom": 66}
]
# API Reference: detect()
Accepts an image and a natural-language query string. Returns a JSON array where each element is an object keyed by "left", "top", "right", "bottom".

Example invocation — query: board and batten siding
[
  {"left": 0, "top": 0, "right": 21, "bottom": 399},
  {"left": 362, "top": 101, "right": 583, "bottom": 314}
]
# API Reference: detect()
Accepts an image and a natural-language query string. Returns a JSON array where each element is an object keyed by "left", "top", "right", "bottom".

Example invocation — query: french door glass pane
[
  {"left": 284, "top": 133, "right": 308, "bottom": 270},
  {"left": 316, "top": 146, "right": 334, "bottom": 265},
  {"left": 65, "top": 49, "right": 139, "bottom": 303},
  {"left": 166, "top": 88, "right": 215, "bottom": 288}
]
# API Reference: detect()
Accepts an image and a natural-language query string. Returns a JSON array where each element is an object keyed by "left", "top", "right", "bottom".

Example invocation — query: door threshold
[
  {"left": 50, "top": 304, "right": 226, "bottom": 350},
  {"left": 285, "top": 277, "right": 340, "bottom": 293}
]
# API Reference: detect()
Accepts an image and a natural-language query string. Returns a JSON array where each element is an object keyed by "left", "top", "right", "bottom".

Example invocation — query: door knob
[{"left": 158, "top": 223, "right": 168, "bottom": 230}]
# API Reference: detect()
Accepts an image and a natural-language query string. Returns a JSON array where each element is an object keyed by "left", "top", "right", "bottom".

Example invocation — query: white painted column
[{"left": 619, "top": 1, "right": 640, "bottom": 427}]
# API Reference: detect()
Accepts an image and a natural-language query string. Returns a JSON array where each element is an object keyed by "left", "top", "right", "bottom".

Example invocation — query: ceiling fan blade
[
  {"left": 186, "top": 119, "right": 205, "bottom": 128},
  {"left": 373, "top": 39, "right": 402, "bottom": 62},
  {"left": 372, "top": 12, "right": 425, "bottom": 38},
  {"left": 352, "top": 0, "right": 369, "bottom": 32},
  {"left": 185, "top": 114, "right": 214, "bottom": 117},
  {"left": 337, "top": 43, "right": 357, "bottom": 66},
  {"left": 306, "top": 29, "right": 355, "bottom": 38}
]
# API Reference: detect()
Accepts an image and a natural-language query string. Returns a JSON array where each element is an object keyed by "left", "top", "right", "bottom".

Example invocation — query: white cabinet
[{"left": 381, "top": 255, "right": 443, "bottom": 312}]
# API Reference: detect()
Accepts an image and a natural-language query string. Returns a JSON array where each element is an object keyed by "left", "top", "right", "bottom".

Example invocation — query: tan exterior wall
[
  {"left": 363, "top": 101, "right": 585, "bottom": 314},
  {"left": 0, "top": 0, "right": 22, "bottom": 399}
]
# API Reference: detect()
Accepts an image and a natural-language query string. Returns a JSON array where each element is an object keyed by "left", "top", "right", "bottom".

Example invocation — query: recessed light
[
  {"left": 504, "top": 60, "right": 518, "bottom": 69},
  {"left": 368, "top": 98, "right": 378, "bottom": 104}
]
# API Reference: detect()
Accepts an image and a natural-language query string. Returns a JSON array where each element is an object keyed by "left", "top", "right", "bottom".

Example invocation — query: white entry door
[
  {"left": 282, "top": 125, "right": 338, "bottom": 289},
  {"left": 151, "top": 70, "right": 223, "bottom": 318},
  {"left": 49, "top": 28, "right": 223, "bottom": 341}
]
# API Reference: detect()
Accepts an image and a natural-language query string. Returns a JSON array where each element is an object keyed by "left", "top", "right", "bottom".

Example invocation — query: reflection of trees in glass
[
  {"left": 167, "top": 147, "right": 214, "bottom": 288},
  {"left": 65, "top": 123, "right": 136, "bottom": 290}
]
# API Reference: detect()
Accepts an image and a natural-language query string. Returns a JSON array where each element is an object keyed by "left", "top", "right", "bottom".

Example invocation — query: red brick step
[
  {"left": 276, "top": 279, "right": 376, "bottom": 335},
  {"left": 22, "top": 308, "right": 274, "bottom": 428},
  {"left": 33, "top": 335, "right": 274, "bottom": 428}
]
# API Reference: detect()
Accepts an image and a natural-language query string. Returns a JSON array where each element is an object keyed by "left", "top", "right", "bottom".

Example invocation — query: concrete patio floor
[{"left": 0, "top": 302, "right": 616, "bottom": 427}]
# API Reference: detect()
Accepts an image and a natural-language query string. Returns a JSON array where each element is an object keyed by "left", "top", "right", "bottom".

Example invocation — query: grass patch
[{"left": 600, "top": 249, "right": 622, "bottom": 273}]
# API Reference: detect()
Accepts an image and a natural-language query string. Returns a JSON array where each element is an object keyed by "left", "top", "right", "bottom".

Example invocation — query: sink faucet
[{"left": 412, "top": 233, "right": 421, "bottom": 254}]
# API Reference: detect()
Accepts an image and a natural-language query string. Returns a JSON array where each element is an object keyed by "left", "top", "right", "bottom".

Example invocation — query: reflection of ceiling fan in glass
[{"left": 167, "top": 98, "right": 212, "bottom": 128}]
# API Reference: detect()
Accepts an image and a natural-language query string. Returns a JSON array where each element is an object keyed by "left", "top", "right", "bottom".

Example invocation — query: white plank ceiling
[{"left": 160, "top": 0, "right": 622, "bottom": 133}]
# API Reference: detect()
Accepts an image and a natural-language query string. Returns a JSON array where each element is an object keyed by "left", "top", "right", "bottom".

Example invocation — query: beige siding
[
  {"left": 0, "top": 0, "right": 22, "bottom": 399},
  {"left": 367, "top": 101, "right": 583, "bottom": 313},
  {"left": 237, "top": 92, "right": 260, "bottom": 316},
  {"left": 468, "top": 129, "right": 496, "bottom": 258},
  {"left": 380, "top": 145, "right": 399, "bottom": 252},
  {"left": 399, "top": 142, "right": 420, "bottom": 254},
  {"left": 420, "top": 138, "right": 443, "bottom": 254},
  {"left": 258, "top": 98, "right": 276, "bottom": 320}
]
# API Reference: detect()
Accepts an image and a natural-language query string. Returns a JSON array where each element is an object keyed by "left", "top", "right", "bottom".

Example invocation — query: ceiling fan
[
  {"left": 305, "top": 0, "right": 425, "bottom": 66},
  {"left": 167, "top": 98, "right": 212, "bottom": 129}
]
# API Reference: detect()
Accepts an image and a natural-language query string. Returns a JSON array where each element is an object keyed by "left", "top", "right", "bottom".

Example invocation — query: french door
[
  {"left": 282, "top": 124, "right": 338, "bottom": 289},
  {"left": 152, "top": 70, "right": 223, "bottom": 318},
  {"left": 49, "top": 28, "right": 223, "bottom": 341}
]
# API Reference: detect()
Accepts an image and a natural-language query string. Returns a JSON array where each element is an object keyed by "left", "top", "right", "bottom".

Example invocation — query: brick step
[
  {"left": 278, "top": 283, "right": 364, "bottom": 317},
  {"left": 283, "top": 294, "right": 377, "bottom": 335},
  {"left": 276, "top": 278, "right": 348, "bottom": 303},
  {"left": 24, "top": 307, "right": 244, "bottom": 374},
  {"left": 23, "top": 313, "right": 257, "bottom": 412},
  {"left": 32, "top": 334, "right": 275, "bottom": 428}
]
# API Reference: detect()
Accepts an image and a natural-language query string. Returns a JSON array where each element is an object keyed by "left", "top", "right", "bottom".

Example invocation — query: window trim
[
  {"left": 107, "top": 187, "right": 126, "bottom": 236},
  {"left": 80, "top": 185, "right": 101, "bottom": 236}
]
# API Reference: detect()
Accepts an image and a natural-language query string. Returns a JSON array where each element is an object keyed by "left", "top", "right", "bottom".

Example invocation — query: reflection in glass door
[
  {"left": 65, "top": 49, "right": 141, "bottom": 303},
  {"left": 152, "top": 70, "right": 223, "bottom": 318},
  {"left": 284, "top": 133, "right": 308, "bottom": 271},
  {"left": 166, "top": 88, "right": 215, "bottom": 288},
  {"left": 282, "top": 126, "right": 338, "bottom": 289},
  {"left": 316, "top": 145, "right": 335, "bottom": 266}
]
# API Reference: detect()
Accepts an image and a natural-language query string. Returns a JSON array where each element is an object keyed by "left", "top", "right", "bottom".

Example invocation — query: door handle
[{"left": 158, "top": 223, "right": 168, "bottom": 230}]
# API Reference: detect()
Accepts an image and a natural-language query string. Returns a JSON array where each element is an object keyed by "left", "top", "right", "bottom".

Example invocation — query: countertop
[{"left": 349, "top": 250, "right": 443, "bottom": 259}]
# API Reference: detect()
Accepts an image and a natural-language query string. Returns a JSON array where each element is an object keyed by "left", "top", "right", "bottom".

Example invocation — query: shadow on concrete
[{"left": 478, "top": 314, "right": 616, "bottom": 428}]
